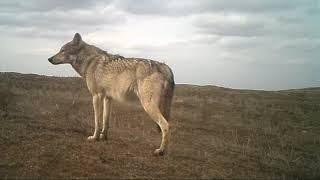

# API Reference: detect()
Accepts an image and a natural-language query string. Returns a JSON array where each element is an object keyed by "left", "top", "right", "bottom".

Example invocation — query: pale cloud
[{"left": 192, "top": 13, "right": 268, "bottom": 37}]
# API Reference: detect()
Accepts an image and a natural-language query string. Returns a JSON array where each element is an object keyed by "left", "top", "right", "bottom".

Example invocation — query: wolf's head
[{"left": 48, "top": 33, "right": 83, "bottom": 65}]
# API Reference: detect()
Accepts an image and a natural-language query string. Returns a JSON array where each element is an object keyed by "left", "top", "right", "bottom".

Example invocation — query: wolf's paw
[
  {"left": 87, "top": 135, "right": 99, "bottom": 141},
  {"left": 153, "top": 149, "right": 165, "bottom": 156},
  {"left": 99, "top": 133, "right": 107, "bottom": 140}
]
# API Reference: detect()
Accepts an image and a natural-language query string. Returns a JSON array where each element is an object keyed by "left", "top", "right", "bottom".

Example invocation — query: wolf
[{"left": 48, "top": 33, "right": 175, "bottom": 156}]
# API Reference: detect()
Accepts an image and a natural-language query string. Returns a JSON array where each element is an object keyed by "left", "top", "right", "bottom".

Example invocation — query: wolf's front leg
[
  {"left": 88, "top": 94, "right": 103, "bottom": 141},
  {"left": 100, "top": 97, "right": 112, "bottom": 140}
]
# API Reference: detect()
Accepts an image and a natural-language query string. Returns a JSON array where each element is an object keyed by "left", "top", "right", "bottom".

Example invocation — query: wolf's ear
[{"left": 73, "top": 33, "right": 82, "bottom": 45}]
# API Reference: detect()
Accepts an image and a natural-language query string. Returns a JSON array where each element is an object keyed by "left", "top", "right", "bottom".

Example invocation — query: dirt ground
[{"left": 0, "top": 72, "right": 319, "bottom": 179}]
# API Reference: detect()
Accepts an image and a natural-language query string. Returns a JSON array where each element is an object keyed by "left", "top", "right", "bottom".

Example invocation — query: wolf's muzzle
[
  {"left": 48, "top": 57, "right": 53, "bottom": 63},
  {"left": 48, "top": 57, "right": 59, "bottom": 64}
]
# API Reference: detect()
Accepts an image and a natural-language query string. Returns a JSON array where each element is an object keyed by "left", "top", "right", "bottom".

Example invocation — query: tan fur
[{"left": 48, "top": 33, "right": 175, "bottom": 156}]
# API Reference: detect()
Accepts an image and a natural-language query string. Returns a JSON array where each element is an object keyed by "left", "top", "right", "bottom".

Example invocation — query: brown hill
[{"left": 0, "top": 72, "right": 319, "bottom": 179}]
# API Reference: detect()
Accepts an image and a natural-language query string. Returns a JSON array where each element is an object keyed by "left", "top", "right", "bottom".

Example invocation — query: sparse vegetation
[{"left": 0, "top": 72, "right": 319, "bottom": 179}]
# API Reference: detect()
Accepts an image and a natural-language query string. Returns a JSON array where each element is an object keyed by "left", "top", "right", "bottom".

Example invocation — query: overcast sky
[{"left": 0, "top": 0, "right": 319, "bottom": 90}]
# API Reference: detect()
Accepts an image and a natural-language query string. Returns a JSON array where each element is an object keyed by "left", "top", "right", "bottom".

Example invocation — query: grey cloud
[
  {"left": 113, "top": 0, "right": 316, "bottom": 16},
  {"left": 275, "top": 38, "right": 320, "bottom": 63},
  {"left": 191, "top": 0, "right": 314, "bottom": 14},
  {"left": 0, "top": 10, "right": 125, "bottom": 29},
  {"left": 192, "top": 4, "right": 319, "bottom": 38},
  {"left": 0, "top": 0, "right": 111, "bottom": 12},
  {"left": 193, "top": 6, "right": 320, "bottom": 41},
  {"left": 113, "top": 0, "right": 169, "bottom": 15},
  {"left": 0, "top": 26, "right": 75, "bottom": 40},
  {"left": 215, "top": 36, "right": 320, "bottom": 65},
  {"left": 112, "top": 0, "right": 320, "bottom": 41},
  {"left": 194, "top": 16, "right": 266, "bottom": 37},
  {"left": 0, "top": 0, "right": 126, "bottom": 39}
]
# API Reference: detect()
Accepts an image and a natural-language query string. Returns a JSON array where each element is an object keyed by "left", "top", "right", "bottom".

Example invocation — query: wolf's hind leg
[
  {"left": 138, "top": 76, "right": 172, "bottom": 156},
  {"left": 100, "top": 97, "right": 112, "bottom": 140},
  {"left": 153, "top": 114, "right": 170, "bottom": 156},
  {"left": 142, "top": 103, "right": 170, "bottom": 156},
  {"left": 156, "top": 88, "right": 173, "bottom": 133},
  {"left": 88, "top": 94, "right": 103, "bottom": 141}
]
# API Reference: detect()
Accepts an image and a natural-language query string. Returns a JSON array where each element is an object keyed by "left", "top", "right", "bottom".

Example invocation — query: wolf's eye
[{"left": 61, "top": 49, "right": 65, "bottom": 53}]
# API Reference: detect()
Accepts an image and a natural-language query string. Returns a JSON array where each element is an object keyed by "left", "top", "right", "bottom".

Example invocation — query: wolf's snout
[{"left": 48, "top": 57, "right": 52, "bottom": 62}]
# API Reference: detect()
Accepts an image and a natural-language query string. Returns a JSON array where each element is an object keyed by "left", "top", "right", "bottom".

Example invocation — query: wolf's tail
[
  {"left": 161, "top": 65, "right": 175, "bottom": 121},
  {"left": 160, "top": 63, "right": 175, "bottom": 89}
]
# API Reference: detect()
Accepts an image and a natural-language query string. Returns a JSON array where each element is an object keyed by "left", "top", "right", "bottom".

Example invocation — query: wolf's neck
[
  {"left": 70, "top": 61, "right": 84, "bottom": 77},
  {"left": 71, "top": 55, "right": 96, "bottom": 78},
  {"left": 70, "top": 46, "right": 107, "bottom": 78}
]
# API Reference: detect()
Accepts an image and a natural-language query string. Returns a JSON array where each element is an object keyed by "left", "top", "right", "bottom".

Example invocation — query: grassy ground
[{"left": 0, "top": 72, "right": 319, "bottom": 179}]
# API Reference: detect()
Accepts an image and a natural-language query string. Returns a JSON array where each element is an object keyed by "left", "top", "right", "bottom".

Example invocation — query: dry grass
[{"left": 0, "top": 72, "right": 319, "bottom": 179}]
